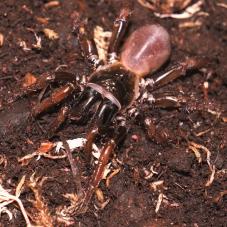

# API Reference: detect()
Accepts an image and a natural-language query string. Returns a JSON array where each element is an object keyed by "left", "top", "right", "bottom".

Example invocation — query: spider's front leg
[
  {"left": 10, "top": 71, "right": 78, "bottom": 105},
  {"left": 107, "top": 7, "right": 131, "bottom": 63},
  {"left": 73, "top": 20, "right": 103, "bottom": 69},
  {"left": 31, "top": 79, "right": 80, "bottom": 117},
  {"left": 76, "top": 125, "right": 127, "bottom": 214}
]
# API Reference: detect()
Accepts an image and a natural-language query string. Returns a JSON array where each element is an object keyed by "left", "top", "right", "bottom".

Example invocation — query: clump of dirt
[{"left": 0, "top": 0, "right": 226, "bottom": 226}]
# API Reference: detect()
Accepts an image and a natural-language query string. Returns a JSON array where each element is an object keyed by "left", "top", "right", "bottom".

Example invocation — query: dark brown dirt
[{"left": 0, "top": 1, "right": 226, "bottom": 226}]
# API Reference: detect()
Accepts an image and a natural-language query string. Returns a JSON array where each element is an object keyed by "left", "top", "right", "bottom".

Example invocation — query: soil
[{"left": 0, "top": 0, "right": 226, "bottom": 226}]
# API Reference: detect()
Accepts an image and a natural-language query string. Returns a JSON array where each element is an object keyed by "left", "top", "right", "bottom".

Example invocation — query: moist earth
[{"left": 0, "top": 1, "right": 226, "bottom": 226}]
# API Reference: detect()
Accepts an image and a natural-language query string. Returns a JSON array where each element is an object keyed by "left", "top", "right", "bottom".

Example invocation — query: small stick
[
  {"left": 0, "top": 76, "right": 14, "bottom": 80},
  {"left": 60, "top": 135, "right": 83, "bottom": 197}
]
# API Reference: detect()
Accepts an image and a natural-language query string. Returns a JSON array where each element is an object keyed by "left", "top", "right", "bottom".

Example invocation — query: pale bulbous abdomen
[{"left": 120, "top": 24, "right": 171, "bottom": 78}]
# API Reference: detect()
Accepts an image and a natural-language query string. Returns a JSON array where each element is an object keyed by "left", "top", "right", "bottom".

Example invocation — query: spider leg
[
  {"left": 47, "top": 105, "right": 70, "bottom": 138},
  {"left": 151, "top": 92, "right": 187, "bottom": 108},
  {"left": 32, "top": 82, "right": 79, "bottom": 117},
  {"left": 77, "top": 126, "right": 127, "bottom": 214},
  {"left": 107, "top": 7, "right": 131, "bottom": 63},
  {"left": 84, "top": 99, "right": 119, "bottom": 157},
  {"left": 10, "top": 71, "right": 77, "bottom": 104},
  {"left": 27, "top": 71, "right": 77, "bottom": 94},
  {"left": 151, "top": 56, "right": 207, "bottom": 90},
  {"left": 73, "top": 22, "right": 103, "bottom": 69}
]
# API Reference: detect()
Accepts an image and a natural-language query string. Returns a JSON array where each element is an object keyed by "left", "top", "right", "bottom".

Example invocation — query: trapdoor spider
[{"left": 16, "top": 8, "right": 206, "bottom": 213}]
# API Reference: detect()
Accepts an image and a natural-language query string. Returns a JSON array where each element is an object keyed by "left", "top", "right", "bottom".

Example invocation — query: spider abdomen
[{"left": 120, "top": 24, "right": 171, "bottom": 78}]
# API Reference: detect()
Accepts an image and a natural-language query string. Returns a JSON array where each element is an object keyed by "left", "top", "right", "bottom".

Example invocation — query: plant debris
[{"left": 43, "top": 28, "right": 59, "bottom": 40}]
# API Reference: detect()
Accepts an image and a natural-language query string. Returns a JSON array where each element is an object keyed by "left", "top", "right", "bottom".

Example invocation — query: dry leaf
[
  {"left": 44, "top": 1, "right": 60, "bottom": 9},
  {"left": 43, "top": 28, "right": 59, "bottom": 40},
  {"left": 222, "top": 117, "right": 227, "bottom": 123},
  {"left": 22, "top": 72, "right": 37, "bottom": 88},
  {"left": 38, "top": 142, "right": 55, "bottom": 154},
  {"left": 36, "top": 16, "right": 49, "bottom": 25},
  {"left": 138, "top": 0, "right": 192, "bottom": 14},
  {"left": 95, "top": 188, "right": 105, "bottom": 203},
  {"left": 93, "top": 26, "right": 112, "bottom": 61},
  {"left": 0, "top": 33, "right": 4, "bottom": 47}
]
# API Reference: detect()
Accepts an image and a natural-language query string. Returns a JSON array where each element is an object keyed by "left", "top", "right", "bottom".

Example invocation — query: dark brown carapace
[{"left": 9, "top": 7, "right": 205, "bottom": 215}]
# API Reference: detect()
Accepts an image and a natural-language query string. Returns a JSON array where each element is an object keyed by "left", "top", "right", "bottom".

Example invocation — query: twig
[
  {"left": 217, "top": 2, "right": 227, "bottom": 9},
  {"left": 60, "top": 135, "right": 83, "bottom": 197},
  {"left": 0, "top": 76, "right": 15, "bottom": 80},
  {"left": 155, "top": 193, "right": 163, "bottom": 213},
  {"left": 189, "top": 141, "right": 216, "bottom": 187}
]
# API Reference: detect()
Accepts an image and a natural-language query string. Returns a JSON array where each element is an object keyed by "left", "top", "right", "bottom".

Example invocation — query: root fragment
[
  {"left": 27, "top": 173, "right": 54, "bottom": 227},
  {"left": 106, "top": 168, "right": 121, "bottom": 188},
  {"left": 205, "top": 166, "right": 216, "bottom": 187},
  {"left": 44, "top": 1, "right": 60, "bottom": 9},
  {"left": 18, "top": 141, "right": 65, "bottom": 166},
  {"left": 153, "top": 1, "right": 204, "bottom": 19},
  {"left": 155, "top": 193, "right": 163, "bottom": 213},
  {"left": 217, "top": 2, "right": 227, "bottom": 9},
  {"left": 213, "top": 190, "right": 227, "bottom": 204},
  {"left": 189, "top": 141, "right": 216, "bottom": 187},
  {"left": 0, "top": 155, "right": 7, "bottom": 168},
  {"left": 188, "top": 144, "right": 202, "bottom": 163},
  {"left": 0, "top": 176, "right": 32, "bottom": 227},
  {"left": 56, "top": 193, "right": 80, "bottom": 218},
  {"left": 179, "top": 20, "right": 202, "bottom": 28},
  {"left": 150, "top": 180, "right": 165, "bottom": 192}
]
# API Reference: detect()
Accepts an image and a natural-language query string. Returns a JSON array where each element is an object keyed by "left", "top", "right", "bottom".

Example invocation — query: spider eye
[{"left": 120, "top": 24, "right": 171, "bottom": 78}]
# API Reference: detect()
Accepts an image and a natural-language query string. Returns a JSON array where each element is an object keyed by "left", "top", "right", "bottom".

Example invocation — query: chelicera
[{"left": 15, "top": 8, "right": 206, "bottom": 214}]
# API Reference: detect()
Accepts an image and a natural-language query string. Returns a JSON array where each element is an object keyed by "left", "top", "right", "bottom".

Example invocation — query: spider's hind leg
[
  {"left": 151, "top": 92, "right": 187, "bottom": 109},
  {"left": 150, "top": 56, "right": 208, "bottom": 91}
]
